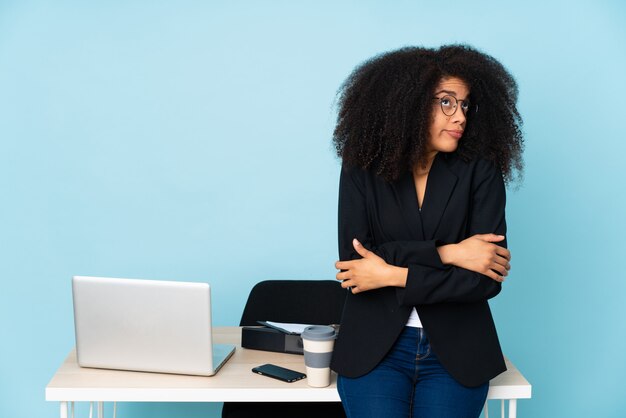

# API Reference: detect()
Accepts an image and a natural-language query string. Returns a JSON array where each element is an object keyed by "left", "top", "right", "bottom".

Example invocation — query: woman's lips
[{"left": 445, "top": 130, "right": 463, "bottom": 139}]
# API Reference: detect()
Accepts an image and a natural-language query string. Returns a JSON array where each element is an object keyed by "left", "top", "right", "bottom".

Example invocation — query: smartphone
[{"left": 252, "top": 363, "right": 307, "bottom": 383}]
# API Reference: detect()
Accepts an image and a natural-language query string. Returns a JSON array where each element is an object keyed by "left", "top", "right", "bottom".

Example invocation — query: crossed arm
[
  {"left": 335, "top": 234, "right": 511, "bottom": 294},
  {"left": 334, "top": 160, "right": 511, "bottom": 304}
]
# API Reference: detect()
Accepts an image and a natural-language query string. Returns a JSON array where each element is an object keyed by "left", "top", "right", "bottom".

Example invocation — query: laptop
[{"left": 72, "top": 276, "right": 235, "bottom": 376}]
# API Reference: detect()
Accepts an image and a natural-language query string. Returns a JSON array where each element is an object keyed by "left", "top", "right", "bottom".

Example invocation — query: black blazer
[{"left": 330, "top": 151, "right": 507, "bottom": 387}]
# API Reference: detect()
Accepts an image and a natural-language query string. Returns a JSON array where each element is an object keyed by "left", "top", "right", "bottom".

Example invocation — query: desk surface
[{"left": 46, "top": 327, "right": 531, "bottom": 402}]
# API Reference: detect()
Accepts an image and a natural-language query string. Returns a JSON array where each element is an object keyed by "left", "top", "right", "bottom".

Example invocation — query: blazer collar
[
  {"left": 421, "top": 152, "right": 458, "bottom": 240},
  {"left": 397, "top": 152, "right": 459, "bottom": 241}
]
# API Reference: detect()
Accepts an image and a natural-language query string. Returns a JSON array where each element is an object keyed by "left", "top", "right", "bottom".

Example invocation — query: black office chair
[{"left": 221, "top": 280, "right": 348, "bottom": 418}]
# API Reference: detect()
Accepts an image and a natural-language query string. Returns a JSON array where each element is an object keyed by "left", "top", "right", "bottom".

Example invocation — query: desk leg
[
  {"left": 483, "top": 399, "right": 519, "bottom": 418},
  {"left": 508, "top": 399, "right": 517, "bottom": 418},
  {"left": 98, "top": 402, "right": 104, "bottom": 418},
  {"left": 60, "top": 402, "right": 68, "bottom": 418}
]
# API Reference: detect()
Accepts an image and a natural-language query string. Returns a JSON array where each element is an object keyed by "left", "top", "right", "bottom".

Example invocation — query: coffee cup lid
[{"left": 301, "top": 325, "right": 336, "bottom": 340}]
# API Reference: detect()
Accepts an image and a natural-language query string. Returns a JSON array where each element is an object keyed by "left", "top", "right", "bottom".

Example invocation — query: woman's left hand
[{"left": 335, "top": 239, "right": 407, "bottom": 294}]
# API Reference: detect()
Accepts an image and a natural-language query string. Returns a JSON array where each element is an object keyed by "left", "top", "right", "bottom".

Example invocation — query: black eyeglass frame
[{"left": 432, "top": 95, "right": 478, "bottom": 117}]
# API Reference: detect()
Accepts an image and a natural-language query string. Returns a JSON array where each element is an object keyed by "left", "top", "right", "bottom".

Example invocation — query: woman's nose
[{"left": 451, "top": 107, "right": 467, "bottom": 125}]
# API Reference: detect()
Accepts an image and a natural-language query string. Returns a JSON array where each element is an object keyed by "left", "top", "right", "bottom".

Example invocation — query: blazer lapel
[
  {"left": 421, "top": 153, "right": 458, "bottom": 240},
  {"left": 393, "top": 173, "right": 425, "bottom": 241}
]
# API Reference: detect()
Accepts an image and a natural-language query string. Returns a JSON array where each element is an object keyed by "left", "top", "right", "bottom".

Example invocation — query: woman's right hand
[{"left": 437, "top": 234, "right": 511, "bottom": 282}]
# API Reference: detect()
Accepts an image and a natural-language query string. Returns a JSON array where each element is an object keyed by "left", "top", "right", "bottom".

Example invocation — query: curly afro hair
[{"left": 332, "top": 44, "right": 524, "bottom": 184}]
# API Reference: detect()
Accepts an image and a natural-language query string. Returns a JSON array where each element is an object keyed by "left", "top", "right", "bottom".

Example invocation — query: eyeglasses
[{"left": 432, "top": 95, "right": 478, "bottom": 117}]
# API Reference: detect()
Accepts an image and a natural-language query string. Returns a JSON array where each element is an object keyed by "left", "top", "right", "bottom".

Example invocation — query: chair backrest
[{"left": 239, "top": 280, "right": 347, "bottom": 326}]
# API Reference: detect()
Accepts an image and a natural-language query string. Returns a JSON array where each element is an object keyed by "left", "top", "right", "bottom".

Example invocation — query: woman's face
[{"left": 427, "top": 77, "right": 470, "bottom": 154}]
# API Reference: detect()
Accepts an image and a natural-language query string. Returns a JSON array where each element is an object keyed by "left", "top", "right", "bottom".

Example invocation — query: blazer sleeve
[
  {"left": 397, "top": 158, "right": 506, "bottom": 305},
  {"left": 338, "top": 164, "right": 445, "bottom": 269}
]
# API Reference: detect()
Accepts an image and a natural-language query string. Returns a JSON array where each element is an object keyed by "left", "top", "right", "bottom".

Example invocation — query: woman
[{"left": 331, "top": 45, "right": 524, "bottom": 418}]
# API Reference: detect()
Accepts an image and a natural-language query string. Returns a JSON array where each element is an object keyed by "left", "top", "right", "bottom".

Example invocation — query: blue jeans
[{"left": 337, "top": 327, "right": 488, "bottom": 418}]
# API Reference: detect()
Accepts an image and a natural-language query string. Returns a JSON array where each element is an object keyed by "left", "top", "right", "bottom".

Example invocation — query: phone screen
[{"left": 252, "top": 363, "right": 307, "bottom": 383}]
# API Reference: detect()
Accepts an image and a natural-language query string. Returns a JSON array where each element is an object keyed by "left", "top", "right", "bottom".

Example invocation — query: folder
[{"left": 241, "top": 325, "right": 304, "bottom": 354}]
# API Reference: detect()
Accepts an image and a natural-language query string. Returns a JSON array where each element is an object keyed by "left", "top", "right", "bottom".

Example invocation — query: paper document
[{"left": 257, "top": 321, "right": 315, "bottom": 335}]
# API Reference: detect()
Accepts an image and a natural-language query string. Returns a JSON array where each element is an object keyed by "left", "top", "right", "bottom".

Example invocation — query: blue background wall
[{"left": 1, "top": 1, "right": 625, "bottom": 417}]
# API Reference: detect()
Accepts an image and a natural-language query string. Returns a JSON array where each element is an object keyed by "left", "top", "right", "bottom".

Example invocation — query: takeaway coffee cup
[{"left": 301, "top": 325, "right": 336, "bottom": 387}]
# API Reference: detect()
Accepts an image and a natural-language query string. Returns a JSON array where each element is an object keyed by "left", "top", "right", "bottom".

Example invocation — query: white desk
[{"left": 46, "top": 327, "right": 531, "bottom": 418}]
